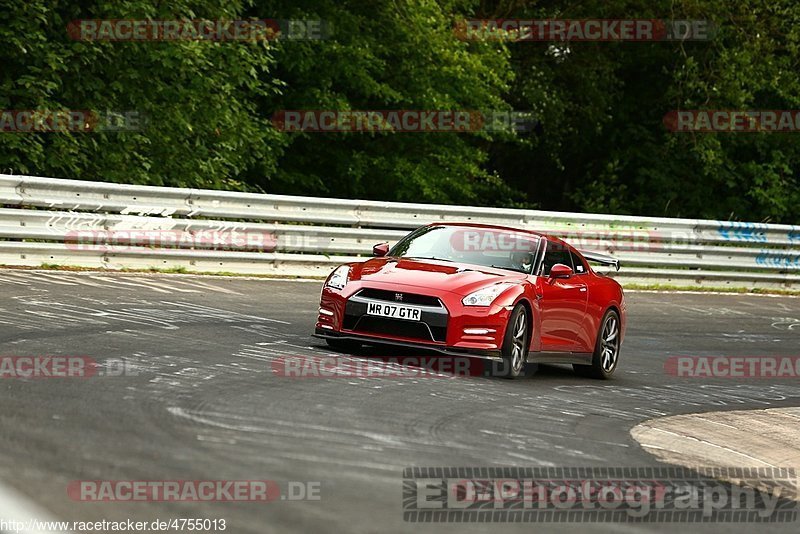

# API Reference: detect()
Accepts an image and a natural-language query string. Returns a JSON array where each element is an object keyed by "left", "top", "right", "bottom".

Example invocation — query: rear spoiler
[{"left": 580, "top": 251, "right": 621, "bottom": 271}]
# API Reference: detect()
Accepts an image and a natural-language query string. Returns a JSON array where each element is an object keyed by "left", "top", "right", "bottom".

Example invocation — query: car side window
[
  {"left": 542, "top": 242, "right": 573, "bottom": 276},
  {"left": 570, "top": 250, "right": 587, "bottom": 274}
]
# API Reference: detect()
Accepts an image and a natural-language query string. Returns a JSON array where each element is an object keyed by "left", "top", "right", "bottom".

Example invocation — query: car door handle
[{"left": 579, "top": 287, "right": 587, "bottom": 292}]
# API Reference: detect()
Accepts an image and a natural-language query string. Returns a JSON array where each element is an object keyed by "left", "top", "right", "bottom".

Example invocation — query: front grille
[
  {"left": 356, "top": 288, "right": 441, "bottom": 307},
  {"left": 343, "top": 291, "right": 448, "bottom": 343},
  {"left": 350, "top": 316, "right": 446, "bottom": 343}
]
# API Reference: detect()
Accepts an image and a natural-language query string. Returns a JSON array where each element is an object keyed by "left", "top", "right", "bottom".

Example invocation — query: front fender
[{"left": 492, "top": 283, "right": 541, "bottom": 353}]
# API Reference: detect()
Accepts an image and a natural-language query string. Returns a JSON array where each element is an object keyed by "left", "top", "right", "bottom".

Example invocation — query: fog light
[{"left": 463, "top": 328, "right": 496, "bottom": 335}]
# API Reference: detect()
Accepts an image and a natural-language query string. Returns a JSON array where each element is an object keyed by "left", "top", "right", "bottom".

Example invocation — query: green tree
[
  {"left": 0, "top": 0, "right": 283, "bottom": 189},
  {"left": 251, "top": 0, "right": 523, "bottom": 206},
  {"left": 480, "top": 0, "right": 800, "bottom": 223}
]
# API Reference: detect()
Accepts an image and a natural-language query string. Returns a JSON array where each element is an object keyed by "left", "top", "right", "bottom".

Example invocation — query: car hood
[{"left": 349, "top": 257, "right": 526, "bottom": 296}]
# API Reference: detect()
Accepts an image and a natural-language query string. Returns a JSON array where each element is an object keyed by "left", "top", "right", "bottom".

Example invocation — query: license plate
[{"left": 366, "top": 301, "right": 422, "bottom": 321}]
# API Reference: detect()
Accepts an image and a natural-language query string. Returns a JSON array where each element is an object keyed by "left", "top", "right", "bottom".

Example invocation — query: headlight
[
  {"left": 325, "top": 265, "right": 350, "bottom": 290},
  {"left": 462, "top": 283, "right": 513, "bottom": 306}
]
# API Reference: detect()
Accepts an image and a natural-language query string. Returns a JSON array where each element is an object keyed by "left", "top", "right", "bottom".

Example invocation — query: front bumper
[
  {"left": 313, "top": 328, "right": 502, "bottom": 360},
  {"left": 316, "top": 282, "right": 513, "bottom": 355}
]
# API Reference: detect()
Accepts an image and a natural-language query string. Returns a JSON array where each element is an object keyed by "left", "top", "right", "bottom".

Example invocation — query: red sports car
[{"left": 314, "top": 223, "right": 626, "bottom": 379}]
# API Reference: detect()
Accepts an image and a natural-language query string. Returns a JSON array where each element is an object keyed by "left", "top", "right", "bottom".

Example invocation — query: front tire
[
  {"left": 573, "top": 309, "right": 620, "bottom": 379},
  {"left": 492, "top": 304, "right": 529, "bottom": 379}
]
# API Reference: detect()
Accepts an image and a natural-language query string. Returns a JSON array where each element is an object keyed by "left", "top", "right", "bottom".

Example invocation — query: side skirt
[{"left": 527, "top": 351, "right": 594, "bottom": 365}]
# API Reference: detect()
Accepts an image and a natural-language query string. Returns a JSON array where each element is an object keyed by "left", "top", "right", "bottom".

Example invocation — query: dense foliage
[{"left": 1, "top": 0, "right": 798, "bottom": 223}]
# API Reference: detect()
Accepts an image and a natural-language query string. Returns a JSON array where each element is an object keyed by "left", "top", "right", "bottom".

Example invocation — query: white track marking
[
  {"left": 162, "top": 301, "right": 290, "bottom": 324},
  {"left": 170, "top": 279, "right": 241, "bottom": 295},
  {"left": 626, "top": 289, "right": 795, "bottom": 298},
  {"left": 132, "top": 279, "right": 200, "bottom": 293},
  {"left": 0, "top": 275, "right": 32, "bottom": 286},
  {"left": 0, "top": 480, "right": 73, "bottom": 534},
  {"left": 88, "top": 275, "right": 171, "bottom": 293},
  {"left": 26, "top": 273, "right": 79, "bottom": 286},
  {"left": 50, "top": 275, "right": 104, "bottom": 288}
]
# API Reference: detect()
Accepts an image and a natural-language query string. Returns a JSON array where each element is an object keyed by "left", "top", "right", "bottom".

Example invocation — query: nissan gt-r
[{"left": 313, "top": 223, "right": 626, "bottom": 379}]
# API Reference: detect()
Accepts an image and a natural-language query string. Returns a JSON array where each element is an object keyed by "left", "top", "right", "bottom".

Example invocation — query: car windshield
[{"left": 389, "top": 225, "right": 540, "bottom": 274}]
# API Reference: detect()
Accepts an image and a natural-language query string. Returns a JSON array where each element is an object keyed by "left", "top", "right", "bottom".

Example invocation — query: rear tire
[
  {"left": 325, "top": 338, "right": 361, "bottom": 353},
  {"left": 492, "top": 304, "right": 529, "bottom": 379},
  {"left": 573, "top": 309, "right": 620, "bottom": 379}
]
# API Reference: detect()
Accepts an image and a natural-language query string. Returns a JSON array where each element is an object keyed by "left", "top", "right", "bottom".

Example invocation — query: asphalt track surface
[{"left": 0, "top": 269, "right": 799, "bottom": 533}]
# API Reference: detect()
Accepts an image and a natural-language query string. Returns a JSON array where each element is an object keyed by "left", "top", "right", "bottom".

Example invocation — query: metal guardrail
[{"left": 0, "top": 174, "right": 798, "bottom": 288}]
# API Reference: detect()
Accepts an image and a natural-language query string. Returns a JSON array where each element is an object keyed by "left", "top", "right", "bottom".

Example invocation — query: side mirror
[
  {"left": 549, "top": 263, "right": 573, "bottom": 280},
  {"left": 372, "top": 242, "right": 389, "bottom": 257}
]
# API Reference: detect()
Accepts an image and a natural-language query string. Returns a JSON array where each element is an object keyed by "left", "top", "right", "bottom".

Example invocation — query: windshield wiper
[
  {"left": 491, "top": 265, "right": 529, "bottom": 274},
  {"left": 406, "top": 256, "right": 454, "bottom": 262}
]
